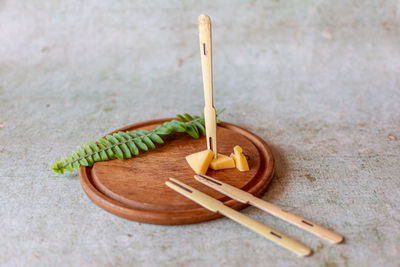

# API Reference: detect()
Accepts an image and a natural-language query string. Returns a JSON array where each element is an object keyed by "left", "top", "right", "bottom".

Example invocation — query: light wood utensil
[
  {"left": 166, "top": 178, "right": 312, "bottom": 257},
  {"left": 198, "top": 14, "right": 217, "bottom": 158},
  {"left": 194, "top": 174, "right": 344, "bottom": 244}
]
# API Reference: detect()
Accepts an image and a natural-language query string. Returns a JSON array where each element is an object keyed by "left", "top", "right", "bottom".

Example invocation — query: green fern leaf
[
  {"left": 51, "top": 161, "right": 62, "bottom": 174},
  {"left": 150, "top": 133, "right": 164, "bottom": 144},
  {"left": 183, "top": 113, "right": 194, "bottom": 121},
  {"left": 193, "top": 121, "right": 206, "bottom": 135},
  {"left": 65, "top": 155, "right": 74, "bottom": 172},
  {"left": 137, "top": 130, "right": 156, "bottom": 149},
  {"left": 113, "top": 133, "right": 132, "bottom": 159},
  {"left": 87, "top": 141, "right": 103, "bottom": 161},
  {"left": 51, "top": 109, "right": 225, "bottom": 175},
  {"left": 176, "top": 114, "right": 187, "bottom": 122},
  {"left": 127, "top": 132, "right": 148, "bottom": 151},
  {"left": 154, "top": 125, "right": 171, "bottom": 135},
  {"left": 185, "top": 124, "right": 199, "bottom": 138},
  {"left": 176, "top": 120, "right": 188, "bottom": 132},
  {"left": 96, "top": 140, "right": 112, "bottom": 160},
  {"left": 71, "top": 152, "right": 81, "bottom": 169},
  {"left": 105, "top": 135, "right": 124, "bottom": 160},
  {"left": 118, "top": 131, "right": 139, "bottom": 156}
]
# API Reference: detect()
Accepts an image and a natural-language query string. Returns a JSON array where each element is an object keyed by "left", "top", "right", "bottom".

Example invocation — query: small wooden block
[{"left": 79, "top": 118, "right": 274, "bottom": 225}]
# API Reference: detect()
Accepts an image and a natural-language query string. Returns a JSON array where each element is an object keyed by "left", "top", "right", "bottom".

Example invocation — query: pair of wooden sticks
[{"left": 165, "top": 174, "right": 343, "bottom": 257}]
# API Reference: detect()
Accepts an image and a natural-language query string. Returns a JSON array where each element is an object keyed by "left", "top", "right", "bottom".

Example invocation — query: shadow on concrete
[{"left": 263, "top": 143, "right": 290, "bottom": 201}]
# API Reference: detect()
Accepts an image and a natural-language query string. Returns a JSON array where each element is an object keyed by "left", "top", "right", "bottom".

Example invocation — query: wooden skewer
[
  {"left": 198, "top": 14, "right": 217, "bottom": 158},
  {"left": 195, "top": 174, "right": 344, "bottom": 244},
  {"left": 166, "top": 178, "right": 312, "bottom": 257},
  {"left": 249, "top": 196, "right": 343, "bottom": 244}
]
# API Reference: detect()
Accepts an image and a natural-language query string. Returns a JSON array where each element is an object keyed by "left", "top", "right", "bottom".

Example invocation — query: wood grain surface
[{"left": 79, "top": 118, "right": 274, "bottom": 225}]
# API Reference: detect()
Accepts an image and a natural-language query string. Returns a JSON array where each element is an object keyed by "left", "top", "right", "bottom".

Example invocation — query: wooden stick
[
  {"left": 195, "top": 174, "right": 344, "bottom": 244},
  {"left": 198, "top": 14, "right": 217, "bottom": 158},
  {"left": 166, "top": 178, "right": 312, "bottom": 257},
  {"left": 249, "top": 197, "right": 343, "bottom": 243}
]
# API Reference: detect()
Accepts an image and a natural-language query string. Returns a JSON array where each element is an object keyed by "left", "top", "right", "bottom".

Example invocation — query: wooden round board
[{"left": 79, "top": 118, "right": 274, "bottom": 225}]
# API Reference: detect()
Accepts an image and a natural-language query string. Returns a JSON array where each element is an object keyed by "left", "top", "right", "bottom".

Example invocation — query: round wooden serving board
[{"left": 79, "top": 118, "right": 274, "bottom": 225}]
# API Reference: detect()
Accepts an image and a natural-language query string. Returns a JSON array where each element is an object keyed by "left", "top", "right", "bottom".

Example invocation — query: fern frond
[{"left": 51, "top": 110, "right": 225, "bottom": 175}]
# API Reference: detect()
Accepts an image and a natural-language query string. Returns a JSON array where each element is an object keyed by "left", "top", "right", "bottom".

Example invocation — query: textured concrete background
[{"left": 0, "top": 0, "right": 399, "bottom": 266}]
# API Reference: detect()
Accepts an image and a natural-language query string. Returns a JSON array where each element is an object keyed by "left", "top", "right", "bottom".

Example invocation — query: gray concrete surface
[{"left": 1, "top": 0, "right": 399, "bottom": 266}]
